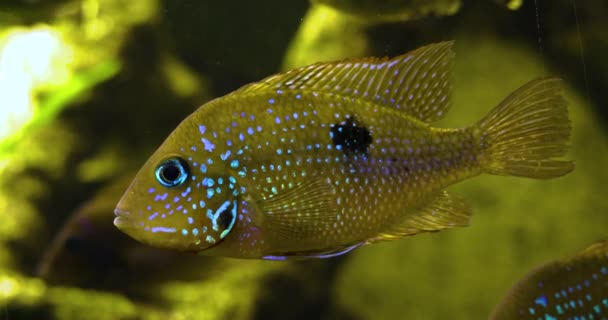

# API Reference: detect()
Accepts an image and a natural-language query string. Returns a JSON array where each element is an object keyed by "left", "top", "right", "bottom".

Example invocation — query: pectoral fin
[{"left": 257, "top": 177, "right": 339, "bottom": 239}]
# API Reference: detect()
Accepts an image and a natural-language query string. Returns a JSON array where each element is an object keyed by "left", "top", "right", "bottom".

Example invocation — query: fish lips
[{"left": 113, "top": 208, "right": 137, "bottom": 231}]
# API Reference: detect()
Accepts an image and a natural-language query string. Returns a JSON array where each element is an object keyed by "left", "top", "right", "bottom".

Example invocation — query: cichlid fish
[
  {"left": 114, "top": 41, "right": 573, "bottom": 260},
  {"left": 491, "top": 240, "right": 608, "bottom": 320}
]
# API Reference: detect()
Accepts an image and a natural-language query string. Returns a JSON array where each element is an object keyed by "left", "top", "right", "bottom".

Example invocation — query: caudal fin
[{"left": 476, "top": 77, "right": 574, "bottom": 179}]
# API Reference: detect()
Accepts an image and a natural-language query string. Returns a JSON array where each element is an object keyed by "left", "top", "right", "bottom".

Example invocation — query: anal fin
[
  {"left": 262, "top": 243, "right": 364, "bottom": 261},
  {"left": 367, "top": 191, "right": 472, "bottom": 243}
]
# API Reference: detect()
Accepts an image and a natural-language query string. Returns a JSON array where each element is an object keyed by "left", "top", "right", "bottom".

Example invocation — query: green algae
[
  {"left": 312, "top": 0, "right": 461, "bottom": 22},
  {"left": 0, "top": 59, "right": 120, "bottom": 158},
  {"left": 282, "top": 4, "right": 369, "bottom": 70},
  {"left": 157, "top": 260, "right": 286, "bottom": 320},
  {"left": 48, "top": 287, "right": 139, "bottom": 320}
]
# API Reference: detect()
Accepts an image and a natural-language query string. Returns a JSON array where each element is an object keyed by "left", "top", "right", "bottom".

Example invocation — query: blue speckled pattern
[
  {"left": 491, "top": 240, "right": 608, "bottom": 320},
  {"left": 113, "top": 41, "right": 573, "bottom": 259}
]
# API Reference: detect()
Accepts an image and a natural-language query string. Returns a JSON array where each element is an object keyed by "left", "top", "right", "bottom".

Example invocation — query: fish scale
[
  {"left": 114, "top": 41, "right": 573, "bottom": 259},
  {"left": 194, "top": 92, "right": 478, "bottom": 247}
]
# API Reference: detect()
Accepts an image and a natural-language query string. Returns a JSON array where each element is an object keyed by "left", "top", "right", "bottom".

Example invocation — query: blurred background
[{"left": 0, "top": 0, "right": 607, "bottom": 319}]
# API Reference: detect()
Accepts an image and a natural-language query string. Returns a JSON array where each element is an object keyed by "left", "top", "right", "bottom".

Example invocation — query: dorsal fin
[
  {"left": 236, "top": 41, "right": 455, "bottom": 122},
  {"left": 568, "top": 240, "right": 608, "bottom": 261}
]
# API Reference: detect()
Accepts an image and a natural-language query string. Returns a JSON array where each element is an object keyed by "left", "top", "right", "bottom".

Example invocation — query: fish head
[{"left": 114, "top": 123, "right": 239, "bottom": 252}]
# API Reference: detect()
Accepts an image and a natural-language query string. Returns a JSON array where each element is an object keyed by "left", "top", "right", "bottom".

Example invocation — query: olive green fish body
[
  {"left": 491, "top": 240, "right": 608, "bottom": 320},
  {"left": 114, "top": 42, "right": 573, "bottom": 259},
  {"left": 190, "top": 93, "right": 479, "bottom": 258}
]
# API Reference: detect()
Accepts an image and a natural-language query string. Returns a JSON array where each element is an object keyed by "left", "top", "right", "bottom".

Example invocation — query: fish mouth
[{"left": 113, "top": 208, "right": 135, "bottom": 230}]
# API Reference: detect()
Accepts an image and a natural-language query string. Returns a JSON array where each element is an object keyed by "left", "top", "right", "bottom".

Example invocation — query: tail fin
[{"left": 476, "top": 77, "right": 574, "bottom": 179}]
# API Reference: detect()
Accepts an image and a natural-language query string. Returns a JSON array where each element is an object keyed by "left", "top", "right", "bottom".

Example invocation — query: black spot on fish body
[{"left": 330, "top": 117, "right": 372, "bottom": 155}]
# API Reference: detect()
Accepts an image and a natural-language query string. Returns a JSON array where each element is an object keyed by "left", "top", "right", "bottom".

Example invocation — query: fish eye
[{"left": 155, "top": 157, "right": 190, "bottom": 188}]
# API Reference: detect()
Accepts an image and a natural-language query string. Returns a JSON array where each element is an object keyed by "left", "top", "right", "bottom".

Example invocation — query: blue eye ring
[{"left": 155, "top": 157, "right": 190, "bottom": 188}]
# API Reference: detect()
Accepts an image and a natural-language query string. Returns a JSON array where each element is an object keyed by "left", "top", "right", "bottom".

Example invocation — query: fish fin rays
[
  {"left": 262, "top": 243, "right": 364, "bottom": 260},
  {"left": 236, "top": 41, "right": 455, "bottom": 122},
  {"left": 257, "top": 177, "right": 339, "bottom": 239},
  {"left": 366, "top": 191, "right": 472, "bottom": 243},
  {"left": 476, "top": 77, "right": 574, "bottom": 179}
]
